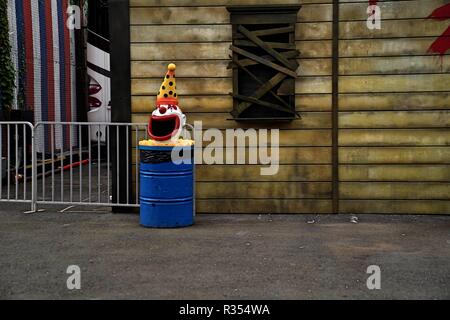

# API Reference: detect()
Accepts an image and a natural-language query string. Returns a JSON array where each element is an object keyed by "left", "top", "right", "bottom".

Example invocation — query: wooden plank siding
[
  {"left": 130, "top": 0, "right": 334, "bottom": 214},
  {"left": 337, "top": 0, "right": 450, "bottom": 214},
  {"left": 129, "top": 0, "right": 450, "bottom": 214}
]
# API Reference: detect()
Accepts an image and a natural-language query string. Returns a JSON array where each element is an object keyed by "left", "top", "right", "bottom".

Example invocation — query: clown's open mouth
[{"left": 148, "top": 114, "right": 181, "bottom": 141}]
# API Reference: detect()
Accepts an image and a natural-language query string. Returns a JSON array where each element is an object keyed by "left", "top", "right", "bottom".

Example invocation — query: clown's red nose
[{"left": 159, "top": 106, "right": 167, "bottom": 114}]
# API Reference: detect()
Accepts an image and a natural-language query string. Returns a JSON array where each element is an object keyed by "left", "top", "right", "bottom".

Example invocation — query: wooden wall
[
  {"left": 338, "top": 0, "right": 450, "bottom": 214},
  {"left": 129, "top": 0, "right": 450, "bottom": 214}
]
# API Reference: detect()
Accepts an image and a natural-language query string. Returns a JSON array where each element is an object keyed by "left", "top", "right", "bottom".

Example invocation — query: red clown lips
[{"left": 148, "top": 114, "right": 181, "bottom": 141}]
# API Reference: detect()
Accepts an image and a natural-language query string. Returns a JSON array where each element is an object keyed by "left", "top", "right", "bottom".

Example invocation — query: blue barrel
[{"left": 139, "top": 145, "right": 194, "bottom": 228}]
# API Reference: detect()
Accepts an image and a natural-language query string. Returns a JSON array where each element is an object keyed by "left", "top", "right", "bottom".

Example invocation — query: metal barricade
[
  {"left": 0, "top": 122, "right": 35, "bottom": 211},
  {"left": 0, "top": 121, "right": 150, "bottom": 212}
]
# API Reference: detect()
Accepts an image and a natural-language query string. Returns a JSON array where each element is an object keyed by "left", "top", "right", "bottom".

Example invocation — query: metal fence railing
[
  {"left": 0, "top": 121, "right": 149, "bottom": 213},
  {"left": 0, "top": 122, "right": 34, "bottom": 210}
]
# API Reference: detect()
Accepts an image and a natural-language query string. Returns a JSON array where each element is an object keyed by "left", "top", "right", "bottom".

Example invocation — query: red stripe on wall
[
  {"left": 63, "top": 0, "right": 72, "bottom": 146},
  {"left": 22, "top": 0, "right": 34, "bottom": 111},
  {"left": 45, "top": 2, "right": 55, "bottom": 124},
  {"left": 428, "top": 3, "right": 450, "bottom": 21},
  {"left": 44, "top": 1, "right": 56, "bottom": 152}
]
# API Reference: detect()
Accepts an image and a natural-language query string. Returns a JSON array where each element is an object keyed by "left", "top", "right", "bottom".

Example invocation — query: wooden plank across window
[{"left": 227, "top": 5, "right": 301, "bottom": 120}]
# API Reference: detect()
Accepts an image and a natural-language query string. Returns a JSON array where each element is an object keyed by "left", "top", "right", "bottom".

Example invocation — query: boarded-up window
[{"left": 227, "top": 5, "right": 301, "bottom": 121}]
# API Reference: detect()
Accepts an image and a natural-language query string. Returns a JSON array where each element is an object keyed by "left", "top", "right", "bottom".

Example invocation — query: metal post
[
  {"left": 7, "top": 125, "right": 10, "bottom": 199},
  {"left": 51, "top": 124, "right": 55, "bottom": 202},
  {"left": 0, "top": 125, "right": 2, "bottom": 199},
  {"left": 135, "top": 126, "right": 138, "bottom": 205},
  {"left": 29, "top": 127, "right": 37, "bottom": 213},
  {"left": 126, "top": 125, "right": 129, "bottom": 204},
  {"left": 70, "top": 124, "right": 73, "bottom": 202},
  {"left": 107, "top": 125, "right": 110, "bottom": 203},
  {"left": 15, "top": 124, "right": 19, "bottom": 200},
  {"left": 79, "top": 124, "right": 82, "bottom": 202},
  {"left": 23, "top": 125, "right": 27, "bottom": 200},
  {"left": 98, "top": 124, "right": 101, "bottom": 203}
]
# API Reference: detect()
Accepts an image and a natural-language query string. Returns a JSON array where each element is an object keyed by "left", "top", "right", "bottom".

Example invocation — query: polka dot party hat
[{"left": 156, "top": 63, "right": 178, "bottom": 107}]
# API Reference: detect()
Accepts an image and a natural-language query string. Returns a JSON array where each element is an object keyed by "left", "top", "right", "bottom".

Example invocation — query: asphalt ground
[{"left": 0, "top": 205, "right": 449, "bottom": 300}]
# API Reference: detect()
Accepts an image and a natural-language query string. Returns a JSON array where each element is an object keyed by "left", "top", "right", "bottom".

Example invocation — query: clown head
[
  {"left": 148, "top": 104, "right": 186, "bottom": 141},
  {"left": 148, "top": 64, "right": 186, "bottom": 141}
]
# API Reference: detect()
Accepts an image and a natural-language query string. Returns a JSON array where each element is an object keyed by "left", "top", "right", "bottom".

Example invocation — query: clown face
[{"left": 148, "top": 104, "right": 186, "bottom": 141}]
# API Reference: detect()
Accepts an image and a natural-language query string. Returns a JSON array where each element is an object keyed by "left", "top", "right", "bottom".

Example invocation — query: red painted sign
[{"left": 427, "top": 3, "right": 450, "bottom": 56}]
